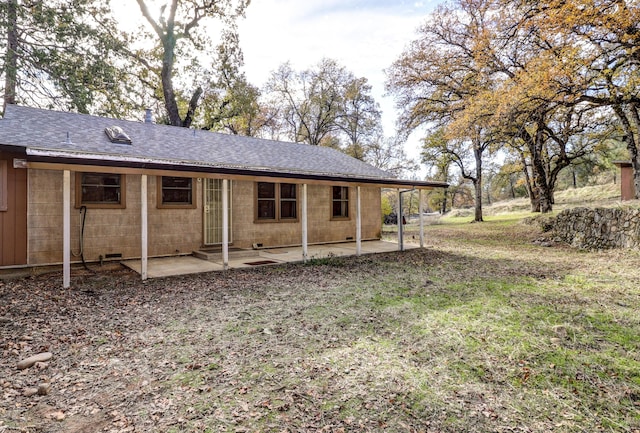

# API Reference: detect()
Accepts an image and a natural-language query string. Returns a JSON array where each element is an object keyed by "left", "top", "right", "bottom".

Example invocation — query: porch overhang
[{"left": 24, "top": 148, "right": 448, "bottom": 190}]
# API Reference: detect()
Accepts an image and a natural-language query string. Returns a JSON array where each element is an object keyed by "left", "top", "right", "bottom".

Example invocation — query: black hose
[{"left": 78, "top": 206, "right": 93, "bottom": 272}]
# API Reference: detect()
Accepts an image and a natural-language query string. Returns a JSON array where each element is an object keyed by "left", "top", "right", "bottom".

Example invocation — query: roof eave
[{"left": 24, "top": 148, "right": 448, "bottom": 189}]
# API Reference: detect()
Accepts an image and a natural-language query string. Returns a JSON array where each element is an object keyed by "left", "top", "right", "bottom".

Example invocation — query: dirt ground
[{"left": 1, "top": 219, "right": 639, "bottom": 432}]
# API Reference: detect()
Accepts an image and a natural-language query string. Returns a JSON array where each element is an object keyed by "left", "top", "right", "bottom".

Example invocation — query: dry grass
[
  {"left": 2, "top": 215, "right": 640, "bottom": 432},
  {"left": 446, "top": 183, "right": 632, "bottom": 218}
]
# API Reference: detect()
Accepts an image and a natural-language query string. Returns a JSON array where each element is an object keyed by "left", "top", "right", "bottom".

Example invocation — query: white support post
[
  {"left": 141, "top": 175, "right": 148, "bottom": 281},
  {"left": 63, "top": 170, "right": 71, "bottom": 288},
  {"left": 302, "top": 183, "right": 308, "bottom": 262},
  {"left": 397, "top": 188, "right": 404, "bottom": 251},
  {"left": 356, "top": 186, "right": 362, "bottom": 256},
  {"left": 419, "top": 189, "right": 424, "bottom": 248},
  {"left": 222, "top": 179, "right": 229, "bottom": 270}
]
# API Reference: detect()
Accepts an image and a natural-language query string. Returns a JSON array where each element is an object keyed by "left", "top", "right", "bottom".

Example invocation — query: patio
[{"left": 122, "top": 240, "right": 418, "bottom": 278}]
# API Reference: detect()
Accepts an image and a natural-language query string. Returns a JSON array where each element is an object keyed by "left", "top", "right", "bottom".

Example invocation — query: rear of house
[
  {"left": 23, "top": 170, "right": 382, "bottom": 265},
  {"left": 0, "top": 105, "right": 445, "bottom": 274}
]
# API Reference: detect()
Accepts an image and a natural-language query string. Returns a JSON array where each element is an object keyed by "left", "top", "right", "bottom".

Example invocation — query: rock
[
  {"left": 47, "top": 411, "right": 65, "bottom": 421},
  {"left": 17, "top": 352, "right": 52, "bottom": 370},
  {"left": 37, "top": 383, "right": 51, "bottom": 395},
  {"left": 23, "top": 387, "right": 39, "bottom": 397}
]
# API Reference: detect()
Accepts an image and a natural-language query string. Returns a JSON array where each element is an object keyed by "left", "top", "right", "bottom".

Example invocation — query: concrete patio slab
[
  {"left": 123, "top": 255, "right": 223, "bottom": 278},
  {"left": 123, "top": 240, "right": 419, "bottom": 279}
]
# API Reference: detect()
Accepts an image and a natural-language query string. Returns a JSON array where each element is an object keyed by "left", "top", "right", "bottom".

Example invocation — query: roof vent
[{"left": 104, "top": 126, "right": 132, "bottom": 144}]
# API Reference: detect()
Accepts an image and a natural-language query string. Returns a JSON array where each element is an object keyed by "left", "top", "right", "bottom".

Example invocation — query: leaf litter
[{"left": 1, "top": 218, "right": 640, "bottom": 432}]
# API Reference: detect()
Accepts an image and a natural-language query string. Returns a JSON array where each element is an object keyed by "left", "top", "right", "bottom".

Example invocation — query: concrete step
[{"left": 193, "top": 248, "right": 260, "bottom": 261}]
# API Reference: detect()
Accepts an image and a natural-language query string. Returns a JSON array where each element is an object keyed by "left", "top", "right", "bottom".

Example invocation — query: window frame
[
  {"left": 157, "top": 176, "right": 196, "bottom": 209},
  {"left": 75, "top": 172, "right": 126, "bottom": 209},
  {"left": 331, "top": 185, "right": 350, "bottom": 220},
  {"left": 254, "top": 182, "right": 299, "bottom": 223},
  {"left": 0, "top": 160, "right": 7, "bottom": 212}
]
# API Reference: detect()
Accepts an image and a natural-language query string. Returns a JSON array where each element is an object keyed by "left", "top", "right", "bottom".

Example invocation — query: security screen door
[{"left": 203, "top": 179, "right": 232, "bottom": 245}]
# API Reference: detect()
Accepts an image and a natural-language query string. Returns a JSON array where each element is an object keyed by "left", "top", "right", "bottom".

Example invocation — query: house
[{"left": 0, "top": 105, "right": 447, "bottom": 286}]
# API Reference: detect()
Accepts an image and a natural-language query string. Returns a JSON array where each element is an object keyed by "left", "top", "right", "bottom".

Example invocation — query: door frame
[{"left": 202, "top": 178, "right": 232, "bottom": 245}]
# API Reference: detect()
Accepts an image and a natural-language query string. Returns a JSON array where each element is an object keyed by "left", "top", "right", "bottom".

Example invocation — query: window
[
  {"left": 158, "top": 176, "right": 195, "bottom": 208},
  {"left": 0, "top": 160, "right": 7, "bottom": 212},
  {"left": 257, "top": 182, "right": 276, "bottom": 219},
  {"left": 332, "top": 186, "right": 349, "bottom": 219},
  {"left": 256, "top": 182, "right": 298, "bottom": 221},
  {"left": 280, "top": 183, "right": 297, "bottom": 219},
  {"left": 76, "top": 172, "right": 125, "bottom": 208}
]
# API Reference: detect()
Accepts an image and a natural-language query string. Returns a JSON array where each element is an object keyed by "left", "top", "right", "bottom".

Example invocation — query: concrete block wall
[
  {"left": 27, "top": 170, "right": 383, "bottom": 265},
  {"left": 147, "top": 176, "right": 202, "bottom": 257},
  {"left": 231, "top": 183, "right": 382, "bottom": 249},
  {"left": 28, "top": 171, "right": 203, "bottom": 264}
]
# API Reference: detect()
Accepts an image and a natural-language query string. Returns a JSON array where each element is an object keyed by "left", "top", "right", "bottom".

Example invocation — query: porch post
[
  {"left": 141, "top": 174, "right": 148, "bottom": 281},
  {"left": 63, "top": 170, "right": 70, "bottom": 288},
  {"left": 356, "top": 186, "right": 362, "bottom": 256},
  {"left": 419, "top": 189, "right": 424, "bottom": 248},
  {"left": 302, "top": 183, "right": 308, "bottom": 262},
  {"left": 222, "top": 179, "right": 229, "bottom": 270},
  {"left": 397, "top": 188, "right": 404, "bottom": 251}
]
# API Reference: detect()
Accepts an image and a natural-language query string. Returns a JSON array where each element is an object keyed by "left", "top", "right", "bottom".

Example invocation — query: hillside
[{"left": 450, "top": 182, "right": 638, "bottom": 219}]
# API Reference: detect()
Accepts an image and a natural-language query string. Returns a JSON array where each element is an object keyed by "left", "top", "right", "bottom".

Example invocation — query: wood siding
[{"left": 0, "top": 151, "right": 27, "bottom": 266}]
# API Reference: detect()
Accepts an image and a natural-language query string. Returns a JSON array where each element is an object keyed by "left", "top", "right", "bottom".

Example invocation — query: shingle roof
[{"left": 0, "top": 105, "right": 447, "bottom": 188}]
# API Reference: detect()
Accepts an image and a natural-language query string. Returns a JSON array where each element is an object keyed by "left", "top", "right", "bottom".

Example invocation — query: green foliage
[
  {"left": 0, "top": 0, "right": 128, "bottom": 115},
  {"left": 381, "top": 194, "right": 393, "bottom": 221},
  {"left": 128, "top": 0, "right": 250, "bottom": 127}
]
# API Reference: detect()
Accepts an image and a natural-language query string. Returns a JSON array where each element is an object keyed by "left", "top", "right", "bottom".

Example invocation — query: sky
[
  {"left": 114, "top": 0, "right": 441, "bottom": 174},
  {"left": 237, "top": 0, "right": 440, "bottom": 169}
]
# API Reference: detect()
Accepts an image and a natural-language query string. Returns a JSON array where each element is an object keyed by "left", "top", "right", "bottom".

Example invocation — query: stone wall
[{"left": 553, "top": 207, "right": 640, "bottom": 250}]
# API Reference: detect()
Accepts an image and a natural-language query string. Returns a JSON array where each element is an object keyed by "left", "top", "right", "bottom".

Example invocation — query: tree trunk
[
  {"left": 473, "top": 143, "right": 483, "bottom": 222},
  {"left": 509, "top": 174, "right": 516, "bottom": 199},
  {"left": 161, "top": 37, "right": 182, "bottom": 126},
  {"left": 527, "top": 121, "right": 553, "bottom": 213},
  {"left": 628, "top": 106, "right": 640, "bottom": 199},
  {"left": 519, "top": 154, "right": 539, "bottom": 211},
  {"left": 473, "top": 178, "right": 483, "bottom": 222},
  {"left": 613, "top": 104, "right": 640, "bottom": 199},
  {"left": 3, "top": 0, "right": 18, "bottom": 113}
]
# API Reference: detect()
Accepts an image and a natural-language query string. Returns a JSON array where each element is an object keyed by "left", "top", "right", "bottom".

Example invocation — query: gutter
[{"left": 25, "top": 148, "right": 449, "bottom": 190}]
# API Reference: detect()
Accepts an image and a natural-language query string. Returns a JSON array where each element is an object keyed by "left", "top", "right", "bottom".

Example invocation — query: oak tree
[
  {"left": 133, "top": 0, "right": 249, "bottom": 127},
  {"left": 1, "top": 0, "right": 126, "bottom": 115}
]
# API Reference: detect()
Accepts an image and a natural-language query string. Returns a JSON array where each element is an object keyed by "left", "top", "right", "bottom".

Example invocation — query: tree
[
  {"left": 265, "top": 59, "right": 350, "bottom": 146},
  {"left": 132, "top": 0, "right": 249, "bottom": 127},
  {"left": 491, "top": 0, "right": 640, "bottom": 205},
  {"left": 1, "top": 0, "right": 126, "bottom": 115},
  {"left": 370, "top": 136, "right": 418, "bottom": 178},
  {"left": 386, "top": 0, "right": 500, "bottom": 221},
  {"left": 559, "top": 0, "right": 640, "bottom": 197},
  {"left": 198, "top": 31, "right": 274, "bottom": 136},
  {"left": 421, "top": 128, "right": 490, "bottom": 221},
  {"left": 263, "top": 58, "right": 413, "bottom": 173},
  {"left": 336, "top": 77, "right": 382, "bottom": 160}
]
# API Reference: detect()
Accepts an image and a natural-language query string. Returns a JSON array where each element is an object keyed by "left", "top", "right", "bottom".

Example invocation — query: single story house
[{"left": 0, "top": 105, "right": 447, "bottom": 287}]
